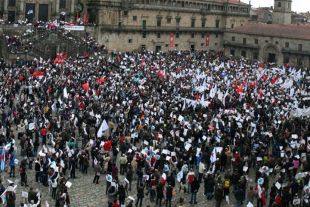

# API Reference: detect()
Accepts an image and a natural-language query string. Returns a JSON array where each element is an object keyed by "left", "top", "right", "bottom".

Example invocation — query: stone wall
[{"left": 224, "top": 32, "right": 310, "bottom": 67}]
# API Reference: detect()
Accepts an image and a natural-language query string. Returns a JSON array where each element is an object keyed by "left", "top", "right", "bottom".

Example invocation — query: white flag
[
  {"left": 63, "top": 87, "right": 69, "bottom": 99},
  {"left": 210, "top": 148, "right": 217, "bottom": 163},
  {"left": 27, "top": 10, "right": 33, "bottom": 15},
  {"left": 97, "top": 119, "right": 109, "bottom": 138},
  {"left": 177, "top": 171, "right": 183, "bottom": 182}
]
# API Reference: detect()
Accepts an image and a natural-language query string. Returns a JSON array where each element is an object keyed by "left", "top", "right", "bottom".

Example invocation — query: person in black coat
[
  {"left": 215, "top": 184, "right": 224, "bottom": 207},
  {"left": 190, "top": 177, "right": 200, "bottom": 204},
  {"left": 234, "top": 185, "right": 245, "bottom": 207},
  {"left": 165, "top": 184, "right": 173, "bottom": 207},
  {"left": 204, "top": 174, "right": 215, "bottom": 200},
  {"left": 156, "top": 182, "right": 164, "bottom": 207},
  {"left": 136, "top": 183, "right": 144, "bottom": 207},
  {"left": 118, "top": 184, "right": 126, "bottom": 205}
]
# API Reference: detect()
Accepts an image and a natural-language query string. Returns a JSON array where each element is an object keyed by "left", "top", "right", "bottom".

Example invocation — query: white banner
[{"left": 64, "top": 25, "right": 85, "bottom": 31}]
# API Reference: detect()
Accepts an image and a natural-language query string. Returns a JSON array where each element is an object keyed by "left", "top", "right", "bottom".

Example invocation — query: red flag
[
  {"left": 83, "top": 12, "right": 89, "bottom": 25},
  {"left": 259, "top": 63, "right": 264, "bottom": 69},
  {"left": 18, "top": 75, "right": 24, "bottom": 81},
  {"left": 96, "top": 77, "right": 106, "bottom": 85},
  {"left": 32, "top": 71, "right": 44, "bottom": 77},
  {"left": 82, "top": 82, "right": 90, "bottom": 91},
  {"left": 157, "top": 70, "right": 166, "bottom": 79},
  {"left": 249, "top": 81, "right": 256, "bottom": 89},
  {"left": 206, "top": 33, "right": 210, "bottom": 47},
  {"left": 271, "top": 75, "right": 278, "bottom": 84},
  {"left": 62, "top": 53, "right": 68, "bottom": 60},
  {"left": 262, "top": 74, "right": 268, "bottom": 81},
  {"left": 53, "top": 53, "right": 66, "bottom": 65},
  {"left": 235, "top": 85, "right": 243, "bottom": 94},
  {"left": 170, "top": 32, "right": 175, "bottom": 48},
  {"left": 258, "top": 88, "right": 263, "bottom": 97}
]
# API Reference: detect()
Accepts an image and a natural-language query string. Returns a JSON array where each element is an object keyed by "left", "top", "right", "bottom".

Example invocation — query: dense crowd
[{"left": 0, "top": 49, "right": 309, "bottom": 207}]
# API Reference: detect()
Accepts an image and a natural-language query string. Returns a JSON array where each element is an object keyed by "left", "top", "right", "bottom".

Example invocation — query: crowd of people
[
  {"left": 4, "top": 21, "right": 106, "bottom": 57},
  {"left": 0, "top": 47, "right": 308, "bottom": 207}
]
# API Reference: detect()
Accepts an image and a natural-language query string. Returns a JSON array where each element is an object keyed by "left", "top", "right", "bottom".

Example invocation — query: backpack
[{"left": 224, "top": 180, "right": 230, "bottom": 189}]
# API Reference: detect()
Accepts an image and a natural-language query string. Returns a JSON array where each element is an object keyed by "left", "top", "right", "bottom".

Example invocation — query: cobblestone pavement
[{"left": 1, "top": 156, "right": 258, "bottom": 207}]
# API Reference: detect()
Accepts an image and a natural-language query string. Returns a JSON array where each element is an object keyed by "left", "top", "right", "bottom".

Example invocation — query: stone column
[
  {"left": 71, "top": 0, "right": 75, "bottom": 13},
  {"left": 3, "top": 0, "right": 8, "bottom": 20},
  {"left": 19, "top": 0, "right": 25, "bottom": 20},
  {"left": 56, "top": 0, "right": 59, "bottom": 13}
]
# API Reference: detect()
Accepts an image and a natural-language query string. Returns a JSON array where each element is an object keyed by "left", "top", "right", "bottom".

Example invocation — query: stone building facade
[
  {"left": 86, "top": 0, "right": 250, "bottom": 52},
  {"left": 0, "top": 0, "right": 80, "bottom": 23},
  {"left": 223, "top": 23, "right": 310, "bottom": 67},
  {"left": 273, "top": 0, "right": 292, "bottom": 24}
]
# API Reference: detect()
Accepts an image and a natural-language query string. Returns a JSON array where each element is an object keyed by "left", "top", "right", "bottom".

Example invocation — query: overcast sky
[{"left": 241, "top": 0, "right": 310, "bottom": 12}]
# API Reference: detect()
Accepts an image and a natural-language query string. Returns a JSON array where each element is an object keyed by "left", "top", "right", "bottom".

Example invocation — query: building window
[
  {"left": 255, "top": 39, "right": 258, "bottom": 44},
  {"left": 167, "top": 17, "right": 172, "bottom": 24},
  {"left": 201, "top": 43, "right": 204, "bottom": 46},
  {"left": 165, "top": 44, "right": 169, "bottom": 47},
  {"left": 157, "top": 33, "right": 161, "bottom": 38},
  {"left": 8, "top": 0, "right": 16, "bottom": 7},
  {"left": 285, "top": 42, "right": 289, "bottom": 48},
  {"left": 191, "top": 33, "right": 195, "bottom": 38},
  {"left": 191, "top": 18, "right": 196, "bottom": 27},
  {"left": 284, "top": 56, "right": 290, "bottom": 64},
  {"left": 241, "top": 50, "right": 246, "bottom": 58},
  {"left": 215, "top": 42, "right": 218, "bottom": 46},
  {"left": 216, "top": 19, "right": 220, "bottom": 28},
  {"left": 275, "top": 41, "right": 279, "bottom": 44},
  {"left": 157, "top": 17, "right": 161, "bottom": 27},
  {"left": 201, "top": 19, "right": 206, "bottom": 27},
  {"left": 176, "top": 17, "right": 181, "bottom": 27},
  {"left": 201, "top": 33, "right": 205, "bottom": 38},
  {"left": 128, "top": 39, "right": 132, "bottom": 43},
  {"left": 232, "top": 36, "right": 235, "bottom": 41},
  {"left": 278, "top": 2, "right": 281, "bottom": 7},
  {"left": 253, "top": 52, "right": 258, "bottom": 60},
  {"left": 59, "top": 0, "right": 66, "bottom": 9},
  {"left": 8, "top": 11, "right": 15, "bottom": 22},
  {"left": 231, "top": 24, "right": 234, "bottom": 29},
  {"left": 176, "top": 32, "right": 180, "bottom": 38},
  {"left": 297, "top": 57, "right": 303, "bottom": 66},
  {"left": 175, "top": 44, "right": 178, "bottom": 47},
  {"left": 142, "top": 20, "right": 147, "bottom": 29},
  {"left": 142, "top": 32, "right": 146, "bottom": 38},
  {"left": 243, "top": 38, "right": 246, "bottom": 45},
  {"left": 230, "top": 49, "right": 235, "bottom": 56},
  {"left": 133, "top": 16, "right": 137, "bottom": 21},
  {"left": 298, "top": 44, "right": 302, "bottom": 51},
  {"left": 123, "top": 11, "right": 128, "bottom": 16},
  {"left": 265, "top": 40, "right": 269, "bottom": 43}
]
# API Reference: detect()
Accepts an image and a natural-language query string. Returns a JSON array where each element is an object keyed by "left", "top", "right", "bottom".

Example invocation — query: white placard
[
  {"left": 28, "top": 123, "right": 35, "bottom": 130},
  {"left": 185, "top": 143, "right": 191, "bottom": 151},
  {"left": 21, "top": 191, "right": 28, "bottom": 198},
  {"left": 65, "top": 181, "right": 72, "bottom": 188}
]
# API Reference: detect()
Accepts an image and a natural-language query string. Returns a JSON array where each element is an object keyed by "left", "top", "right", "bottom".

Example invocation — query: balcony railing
[
  {"left": 223, "top": 41, "right": 259, "bottom": 49},
  {"left": 282, "top": 48, "right": 310, "bottom": 56},
  {"left": 100, "top": 25, "right": 223, "bottom": 33}
]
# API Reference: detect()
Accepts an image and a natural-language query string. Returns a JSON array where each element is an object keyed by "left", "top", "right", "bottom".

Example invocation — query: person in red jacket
[{"left": 112, "top": 199, "right": 120, "bottom": 207}]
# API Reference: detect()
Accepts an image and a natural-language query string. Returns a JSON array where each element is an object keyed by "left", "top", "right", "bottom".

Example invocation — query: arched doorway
[{"left": 264, "top": 44, "right": 279, "bottom": 63}]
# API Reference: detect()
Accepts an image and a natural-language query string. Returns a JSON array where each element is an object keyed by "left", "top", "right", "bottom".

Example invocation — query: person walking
[
  {"left": 165, "top": 184, "right": 173, "bottom": 207},
  {"left": 190, "top": 177, "right": 200, "bottom": 204},
  {"left": 136, "top": 183, "right": 144, "bottom": 207},
  {"left": 156, "top": 182, "right": 164, "bottom": 207},
  {"left": 215, "top": 184, "right": 224, "bottom": 207}
]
